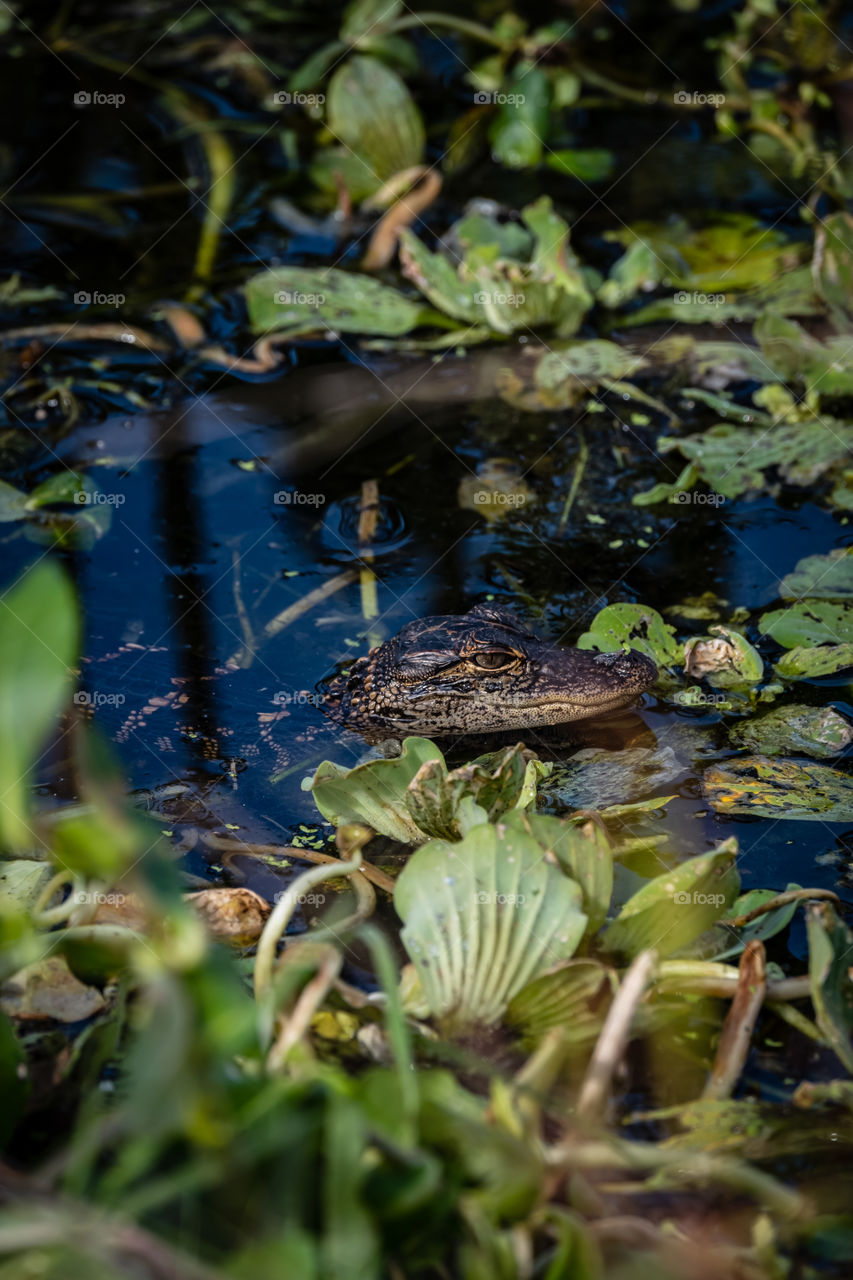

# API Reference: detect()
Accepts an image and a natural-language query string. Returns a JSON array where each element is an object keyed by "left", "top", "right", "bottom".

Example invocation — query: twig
[
  {"left": 201, "top": 832, "right": 396, "bottom": 895},
  {"left": 703, "top": 940, "right": 766, "bottom": 1101},
  {"left": 577, "top": 949, "right": 656, "bottom": 1119},
  {"left": 558, "top": 430, "right": 589, "bottom": 531},
  {"left": 721, "top": 887, "right": 840, "bottom": 929},
  {"left": 225, "top": 568, "right": 358, "bottom": 669}
]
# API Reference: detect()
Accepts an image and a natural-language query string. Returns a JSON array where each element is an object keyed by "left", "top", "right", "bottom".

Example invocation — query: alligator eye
[{"left": 471, "top": 651, "right": 514, "bottom": 670}]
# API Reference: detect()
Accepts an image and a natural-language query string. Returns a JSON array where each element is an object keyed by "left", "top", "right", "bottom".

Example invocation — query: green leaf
[
  {"left": 509, "top": 810, "right": 612, "bottom": 935},
  {"left": 703, "top": 756, "right": 853, "bottom": 820},
  {"left": 489, "top": 62, "right": 550, "bottom": 169},
  {"left": 601, "top": 840, "right": 739, "bottom": 960},
  {"left": 807, "top": 902, "right": 853, "bottom": 1076},
  {"left": 326, "top": 55, "right": 424, "bottom": 184},
  {"left": 780, "top": 549, "right": 853, "bottom": 601},
  {"left": 405, "top": 743, "right": 550, "bottom": 842},
  {"left": 0, "top": 563, "right": 77, "bottom": 852},
  {"left": 730, "top": 705, "right": 853, "bottom": 759},
  {"left": 0, "top": 859, "right": 52, "bottom": 908},
  {"left": 545, "top": 148, "right": 614, "bottom": 182},
  {"left": 306, "top": 737, "right": 444, "bottom": 843},
  {"left": 576, "top": 602, "right": 682, "bottom": 667},
  {"left": 395, "top": 820, "right": 587, "bottom": 1027},
  {"left": 506, "top": 959, "right": 616, "bottom": 1050},
  {"left": 759, "top": 599, "right": 853, "bottom": 648},
  {"left": 245, "top": 266, "right": 428, "bottom": 338},
  {"left": 340, "top": 0, "right": 403, "bottom": 43},
  {"left": 702, "top": 885, "right": 802, "bottom": 962},
  {"left": 774, "top": 644, "right": 853, "bottom": 679}
]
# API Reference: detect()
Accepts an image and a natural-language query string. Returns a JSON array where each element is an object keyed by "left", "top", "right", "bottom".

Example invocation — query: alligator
[{"left": 325, "top": 604, "right": 657, "bottom": 739}]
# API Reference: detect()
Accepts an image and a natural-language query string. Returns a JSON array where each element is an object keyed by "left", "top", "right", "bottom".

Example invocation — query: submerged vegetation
[{"left": 1, "top": 1, "right": 853, "bottom": 1277}]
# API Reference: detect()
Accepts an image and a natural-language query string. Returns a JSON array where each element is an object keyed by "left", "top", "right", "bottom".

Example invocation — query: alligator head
[{"left": 324, "top": 603, "right": 657, "bottom": 737}]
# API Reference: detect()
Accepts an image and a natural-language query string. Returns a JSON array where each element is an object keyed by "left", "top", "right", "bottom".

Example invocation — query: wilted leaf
[
  {"left": 807, "top": 902, "right": 853, "bottom": 1075},
  {"left": 395, "top": 820, "right": 587, "bottom": 1027},
  {"left": 457, "top": 459, "right": 535, "bottom": 520},
  {"left": 186, "top": 887, "right": 271, "bottom": 945},
  {"left": 704, "top": 756, "right": 853, "bottom": 820},
  {"left": 683, "top": 626, "right": 764, "bottom": 689},
  {"left": 307, "top": 736, "right": 444, "bottom": 843},
  {"left": 601, "top": 840, "right": 740, "bottom": 960},
  {"left": 1, "top": 955, "right": 105, "bottom": 1022},
  {"left": 730, "top": 705, "right": 853, "bottom": 759}
]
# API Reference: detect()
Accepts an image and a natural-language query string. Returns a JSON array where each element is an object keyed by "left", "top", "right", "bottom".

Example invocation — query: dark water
[{"left": 7, "top": 364, "right": 849, "bottom": 923}]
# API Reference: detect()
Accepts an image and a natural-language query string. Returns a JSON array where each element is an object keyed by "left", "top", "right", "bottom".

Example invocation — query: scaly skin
[{"left": 325, "top": 604, "right": 657, "bottom": 738}]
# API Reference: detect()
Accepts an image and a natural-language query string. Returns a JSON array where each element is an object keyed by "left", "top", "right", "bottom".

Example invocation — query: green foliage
[{"left": 0, "top": 563, "right": 77, "bottom": 852}]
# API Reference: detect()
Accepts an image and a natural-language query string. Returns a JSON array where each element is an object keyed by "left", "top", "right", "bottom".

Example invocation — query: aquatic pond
[{"left": 2, "top": 2, "right": 853, "bottom": 1277}]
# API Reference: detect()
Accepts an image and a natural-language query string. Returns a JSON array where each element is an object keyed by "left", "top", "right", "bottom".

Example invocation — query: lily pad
[
  {"left": 543, "top": 745, "right": 686, "bottom": 814},
  {"left": 774, "top": 644, "right": 853, "bottom": 679},
  {"left": 759, "top": 599, "right": 853, "bottom": 648},
  {"left": 779, "top": 550, "right": 853, "bottom": 601},
  {"left": 601, "top": 839, "right": 740, "bottom": 960},
  {"left": 395, "top": 820, "right": 587, "bottom": 1028},
  {"left": 244, "top": 267, "right": 429, "bottom": 338},
  {"left": 646, "top": 418, "right": 853, "bottom": 502},
  {"left": 730, "top": 705, "right": 853, "bottom": 759},
  {"left": 704, "top": 756, "right": 853, "bottom": 820},
  {"left": 576, "top": 603, "right": 682, "bottom": 668},
  {"left": 306, "top": 737, "right": 444, "bottom": 843}
]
